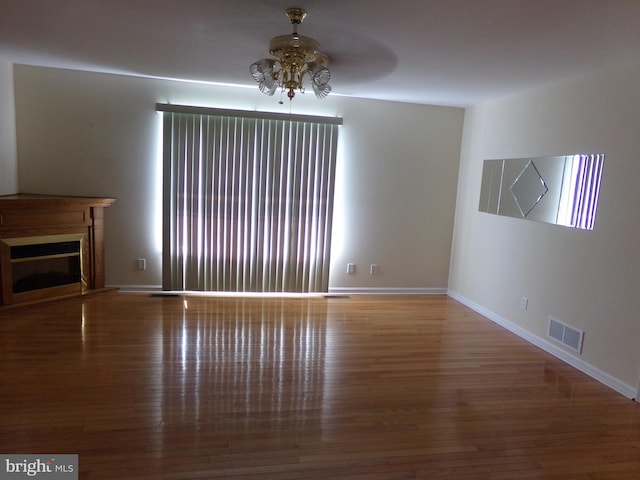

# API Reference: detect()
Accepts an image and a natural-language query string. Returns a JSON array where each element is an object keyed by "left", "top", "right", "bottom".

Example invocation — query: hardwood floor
[{"left": 1, "top": 293, "right": 639, "bottom": 479}]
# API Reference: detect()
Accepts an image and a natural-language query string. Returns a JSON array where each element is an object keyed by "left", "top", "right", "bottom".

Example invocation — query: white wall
[
  {"left": 449, "top": 59, "right": 640, "bottom": 394},
  {"left": 0, "top": 60, "right": 17, "bottom": 195},
  {"left": 13, "top": 65, "right": 463, "bottom": 292}
]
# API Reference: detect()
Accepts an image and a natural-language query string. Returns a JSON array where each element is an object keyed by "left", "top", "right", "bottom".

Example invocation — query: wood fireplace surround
[{"left": 0, "top": 194, "right": 115, "bottom": 306}]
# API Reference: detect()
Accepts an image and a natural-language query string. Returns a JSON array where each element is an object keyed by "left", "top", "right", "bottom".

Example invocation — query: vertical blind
[{"left": 158, "top": 104, "right": 341, "bottom": 293}]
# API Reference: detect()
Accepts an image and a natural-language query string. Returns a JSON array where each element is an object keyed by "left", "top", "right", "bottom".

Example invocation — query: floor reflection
[{"left": 160, "top": 297, "right": 328, "bottom": 435}]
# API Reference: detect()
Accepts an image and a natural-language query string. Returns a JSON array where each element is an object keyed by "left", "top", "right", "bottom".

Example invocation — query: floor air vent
[{"left": 548, "top": 317, "right": 584, "bottom": 354}]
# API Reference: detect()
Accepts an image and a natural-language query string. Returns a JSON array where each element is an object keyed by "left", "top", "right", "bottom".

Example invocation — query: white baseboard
[
  {"left": 447, "top": 289, "right": 637, "bottom": 400},
  {"left": 108, "top": 285, "right": 447, "bottom": 296},
  {"left": 107, "top": 284, "right": 162, "bottom": 293},
  {"left": 108, "top": 287, "right": 328, "bottom": 298},
  {"left": 328, "top": 287, "right": 447, "bottom": 295}
]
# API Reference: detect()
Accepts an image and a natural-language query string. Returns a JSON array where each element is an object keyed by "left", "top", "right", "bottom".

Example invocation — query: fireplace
[
  {"left": 2, "top": 234, "right": 85, "bottom": 302},
  {"left": 0, "top": 194, "right": 115, "bottom": 307}
]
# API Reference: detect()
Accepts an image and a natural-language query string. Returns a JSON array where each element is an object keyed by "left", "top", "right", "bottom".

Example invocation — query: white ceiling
[{"left": 2, "top": 0, "right": 640, "bottom": 107}]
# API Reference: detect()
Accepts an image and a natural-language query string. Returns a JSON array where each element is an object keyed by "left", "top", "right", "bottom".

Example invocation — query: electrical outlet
[
  {"left": 520, "top": 296, "right": 528, "bottom": 310},
  {"left": 346, "top": 263, "right": 356, "bottom": 274},
  {"left": 370, "top": 264, "right": 378, "bottom": 275},
  {"left": 137, "top": 258, "right": 147, "bottom": 271}
]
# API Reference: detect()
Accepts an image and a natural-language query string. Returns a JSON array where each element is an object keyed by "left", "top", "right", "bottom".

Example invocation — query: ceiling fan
[{"left": 249, "top": 7, "right": 332, "bottom": 102}]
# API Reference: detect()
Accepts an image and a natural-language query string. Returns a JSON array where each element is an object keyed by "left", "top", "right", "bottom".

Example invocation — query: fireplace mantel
[{"left": 0, "top": 194, "right": 116, "bottom": 306}]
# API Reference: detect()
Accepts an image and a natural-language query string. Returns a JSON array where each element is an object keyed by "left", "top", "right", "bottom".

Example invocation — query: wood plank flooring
[{"left": 1, "top": 293, "right": 639, "bottom": 479}]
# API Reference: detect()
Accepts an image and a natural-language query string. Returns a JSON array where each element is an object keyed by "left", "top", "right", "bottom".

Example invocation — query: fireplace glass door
[
  {"left": 11, "top": 240, "right": 81, "bottom": 293},
  {"left": 0, "top": 233, "right": 85, "bottom": 304}
]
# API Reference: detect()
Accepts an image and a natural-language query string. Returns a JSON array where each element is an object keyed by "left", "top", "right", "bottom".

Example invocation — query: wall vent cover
[{"left": 548, "top": 317, "right": 584, "bottom": 354}]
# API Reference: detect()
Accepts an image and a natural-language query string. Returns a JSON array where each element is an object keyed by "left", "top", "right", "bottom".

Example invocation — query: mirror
[{"left": 479, "top": 154, "right": 604, "bottom": 230}]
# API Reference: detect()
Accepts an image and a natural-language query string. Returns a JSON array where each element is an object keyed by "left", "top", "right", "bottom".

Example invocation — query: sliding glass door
[{"left": 159, "top": 105, "right": 341, "bottom": 293}]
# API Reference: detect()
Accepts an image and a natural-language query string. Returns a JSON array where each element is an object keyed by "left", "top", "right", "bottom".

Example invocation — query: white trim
[
  {"left": 108, "top": 286, "right": 327, "bottom": 298},
  {"left": 328, "top": 287, "right": 447, "bottom": 295},
  {"left": 109, "top": 285, "right": 447, "bottom": 296},
  {"left": 107, "top": 284, "right": 162, "bottom": 293},
  {"left": 447, "top": 289, "right": 637, "bottom": 400}
]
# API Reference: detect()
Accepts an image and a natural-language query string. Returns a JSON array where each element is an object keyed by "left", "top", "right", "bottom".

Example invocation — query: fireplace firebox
[
  {"left": 0, "top": 194, "right": 115, "bottom": 307},
  {"left": 4, "top": 234, "right": 85, "bottom": 299}
]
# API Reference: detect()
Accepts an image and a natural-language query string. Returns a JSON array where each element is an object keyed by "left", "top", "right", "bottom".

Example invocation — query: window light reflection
[{"left": 162, "top": 298, "right": 328, "bottom": 431}]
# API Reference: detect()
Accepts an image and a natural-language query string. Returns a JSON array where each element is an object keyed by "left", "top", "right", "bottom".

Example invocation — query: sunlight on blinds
[{"left": 159, "top": 105, "right": 341, "bottom": 293}]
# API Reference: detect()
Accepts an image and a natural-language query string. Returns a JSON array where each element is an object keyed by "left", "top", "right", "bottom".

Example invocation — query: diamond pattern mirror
[{"left": 478, "top": 154, "right": 604, "bottom": 230}]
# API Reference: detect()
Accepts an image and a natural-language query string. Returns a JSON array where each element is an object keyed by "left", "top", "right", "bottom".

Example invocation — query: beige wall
[
  {"left": 449, "top": 59, "right": 640, "bottom": 394},
  {"left": 0, "top": 60, "right": 17, "bottom": 194},
  {"left": 10, "top": 61, "right": 639, "bottom": 397},
  {"left": 13, "top": 65, "right": 464, "bottom": 292}
]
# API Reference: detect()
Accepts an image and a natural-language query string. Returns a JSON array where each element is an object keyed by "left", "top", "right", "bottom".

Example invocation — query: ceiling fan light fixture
[
  {"left": 250, "top": 7, "right": 332, "bottom": 101},
  {"left": 259, "top": 77, "right": 278, "bottom": 96},
  {"left": 311, "top": 81, "right": 331, "bottom": 99},
  {"left": 308, "top": 55, "right": 331, "bottom": 86},
  {"left": 250, "top": 58, "right": 276, "bottom": 83}
]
